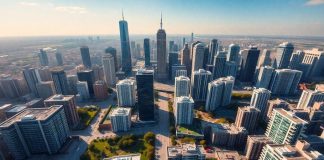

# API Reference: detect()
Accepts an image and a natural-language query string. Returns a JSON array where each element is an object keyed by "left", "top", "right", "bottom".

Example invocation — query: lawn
[
  {"left": 77, "top": 105, "right": 100, "bottom": 129},
  {"left": 81, "top": 133, "right": 155, "bottom": 160}
]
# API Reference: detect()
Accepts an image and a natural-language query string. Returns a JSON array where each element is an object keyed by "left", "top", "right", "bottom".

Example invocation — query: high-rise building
[
  {"left": 298, "top": 48, "right": 324, "bottom": 81},
  {"left": 224, "top": 61, "right": 237, "bottom": 77},
  {"left": 256, "top": 66, "right": 274, "bottom": 89},
  {"left": 44, "top": 94, "right": 80, "bottom": 129},
  {"left": 175, "top": 96, "right": 194, "bottom": 125},
  {"left": 244, "top": 135, "right": 273, "bottom": 160},
  {"left": 80, "top": 46, "right": 92, "bottom": 68},
  {"left": 239, "top": 47, "right": 260, "bottom": 82},
  {"left": 235, "top": 106, "right": 261, "bottom": 133},
  {"left": 257, "top": 49, "right": 274, "bottom": 69},
  {"left": 23, "top": 67, "right": 41, "bottom": 97},
  {"left": 55, "top": 52, "right": 63, "bottom": 66},
  {"left": 169, "top": 40, "right": 175, "bottom": 52},
  {"left": 175, "top": 76, "right": 190, "bottom": 97},
  {"left": 205, "top": 76, "right": 235, "bottom": 111},
  {"left": 105, "top": 47, "right": 118, "bottom": 71},
  {"left": 102, "top": 54, "right": 116, "bottom": 86},
  {"left": 144, "top": 38, "right": 151, "bottom": 66},
  {"left": 51, "top": 68, "right": 70, "bottom": 95},
  {"left": 191, "top": 43, "right": 205, "bottom": 75},
  {"left": 208, "top": 39, "right": 218, "bottom": 65},
  {"left": 168, "top": 52, "right": 179, "bottom": 80},
  {"left": 289, "top": 50, "right": 305, "bottom": 69},
  {"left": 37, "top": 66, "right": 52, "bottom": 81},
  {"left": 156, "top": 15, "right": 167, "bottom": 79},
  {"left": 265, "top": 99, "right": 289, "bottom": 121},
  {"left": 0, "top": 75, "right": 24, "bottom": 98},
  {"left": 276, "top": 42, "right": 294, "bottom": 69},
  {"left": 136, "top": 69, "right": 154, "bottom": 121},
  {"left": 265, "top": 108, "right": 307, "bottom": 145},
  {"left": 213, "top": 51, "right": 227, "bottom": 79},
  {"left": 227, "top": 44, "right": 240, "bottom": 62},
  {"left": 110, "top": 107, "right": 131, "bottom": 132},
  {"left": 0, "top": 106, "right": 70, "bottom": 160},
  {"left": 191, "top": 69, "right": 212, "bottom": 101},
  {"left": 76, "top": 81, "right": 90, "bottom": 100},
  {"left": 36, "top": 81, "right": 56, "bottom": 99},
  {"left": 250, "top": 88, "right": 271, "bottom": 117},
  {"left": 116, "top": 79, "right": 136, "bottom": 107},
  {"left": 119, "top": 13, "right": 132, "bottom": 74},
  {"left": 269, "top": 69, "right": 302, "bottom": 95},
  {"left": 171, "top": 65, "right": 187, "bottom": 82},
  {"left": 180, "top": 43, "right": 191, "bottom": 74},
  {"left": 93, "top": 80, "right": 108, "bottom": 100},
  {"left": 297, "top": 89, "right": 324, "bottom": 109},
  {"left": 67, "top": 75, "right": 78, "bottom": 94},
  {"left": 77, "top": 70, "right": 95, "bottom": 96},
  {"left": 38, "top": 49, "right": 49, "bottom": 66}
]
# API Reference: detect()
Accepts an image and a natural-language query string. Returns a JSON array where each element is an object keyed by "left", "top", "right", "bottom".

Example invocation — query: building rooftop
[
  {"left": 176, "top": 96, "right": 194, "bottom": 103},
  {"left": 0, "top": 104, "right": 12, "bottom": 110},
  {"left": 136, "top": 68, "right": 154, "bottom": 75},
  {"left": 103, "top": 154, "right": 141, "bottom": 160},
  {"left": 110, "top": 107, "right": 131, "bottom": 117},
  {"left": 175, "top": 76, "right": 190, "bottom": 81},
  {"left": 215, "top": 150, "right": 243, "bottom": 160},
  {"left": 0, "top": 105, "right": 62, "bottom": 128},
  {"left": 117, "top": 79, "right": 135, "bottom": 85},
  {"left": 211, "top": 123, "right": 247, "bottom": 134},
  {"left": 6, "top": 105, "right": 27, "bottom": 113},
  {"left": 248, "top": 135, "right": 273, "bottom": 143},
  {"left": 274, "top": 108, "right": 307, "bottom": 124},
  {"left": 167, "top": 144, "right": 205, "bottom": 158},
  {"left": 45, "top": 94, "right": 74, "bottom": 102}
]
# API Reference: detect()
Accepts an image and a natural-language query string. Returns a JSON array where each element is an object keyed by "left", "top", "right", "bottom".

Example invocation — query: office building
[
  {"left": 102, "top": 54, "right": 116, "bottom": 86},
  {"left": 55, "top": 52, "right": 63, "bottom": 66},
  {"left": 265, "top": 99, "right": 289, "bottom": 121},
  {"left": 80, "top": 46, "right": 92, "bottom": 68},
  {"left": 257, "top": 49, "right": 275, "bottom": 69},
  {"left": 23, "top": 67, "right": 41, "bottom": 97},
  {"left": 44, "top": 94, "right": 80, "bottom": 129},
  {"left": 239, "top": 47, "right": 260, "bottom": 82},
  {"left": 175, "top": 96, "right": 194, "bottom": 125},
  {"left": 175, "top": 76, "right": 190, "bottom": 97},
  {"left": 191, "top": 43, "right": 205, "bottom": 75},
  {"left": 298, "top": 48, "right": 324, "bottom": 81},
  {"left": 0, "top": 75, "right": 24, "bottom": 98},
  {"left": 168, "top": 52, "right": 179, "bottom": 79},
  {"left": 213, "top": 51, "right": 227, "bottom": 79},
  {"left": 92, "top": 65, "right": 104, "bottom": 81},
  {"left": 235, "top": 106, "right": 261, "bottom": 133},
  {"left": 51, "top": 68, "right": 70, "bottom": 95},
  {"left": 297, "top": 90, "right": 324, "bottom": 109},
  {"left": 269, "top": 69, "right": 302, "bottom": 95},
  {"left": 76, "top": 81, "right": 90, "bottom": 100},
  {"left": 156, "top": 15, "right": 167, "bottom": 79},
  {"left": 276, "top": 42, "right": 294, "bottom": 69},
  {"left": 265, "top": 108, "right": 307, "bottom": 144},
  {"left": 167, "top": 144, "right": 206, "bottom": 160},
  {"left": 36, "top": 81, "right": 56, "bottom": 99},
  {"left": 77, "top": 70, "right": 95, "bottom": 96},
  {"left": 250, "top": 88, "right": 271, "bottom": 117},
  {"left": 136, "top": 69, "right": 154, "bottom": 121},
  {"left": 110, "top": 107, "right": 131, "bottom": 132},
  {"left": 38, "top": 49, "right": 49, "bottom": 66},
  {"left": 105, "top": 47, "right": 118, "bottom": 71},
  {"left": 0, "top": 106, "right": 69, "bottom": 160},
  {"left": 259, "top": 140, "right": 324, "bottom": 160},
  {"left": 208, "top": 39, "right": 218, "bottom": 65},
  {"left": 93, "top": 80, "right": 108, "bottom": 100},
  {"left": 227, "top": 44, "right": 240, "bottom": 62},
  {"left": 205, "top": 76, "right": 235, "bottom": 111},
  {"left": 191, "top": 69, "right": 212, "bottom": 101},
  {"left": 256, "top": 66, "right": 274, "bottom": 89},
  {"left": 67, "top": 75, "right": 78, "bottom": 94},
  {"left": 245, "top": 135, "right": 273, "bottom": 160},
  {"left": 37, "top": 66, "right": 52, "bottom": 81},
  {"left": 116, "top": 79, "right": 136, "bottom": 107},
  {"left": 119, "top": 13, "right": 132, "bottom": 74},
  {"left": 224, "top": 61, "right": 237, "bottom": 77},
  {"left": 144, "top": 38, "right": 151, "bottom": 66},
  {"left": 289, "top": 50, "right": 305, "bottom": 70},
  {"left": 180, "top": 43, "right": 191, "bottom": 74},
  {"left": 171, "top": 65, "right": 187, "bottom": 82}
]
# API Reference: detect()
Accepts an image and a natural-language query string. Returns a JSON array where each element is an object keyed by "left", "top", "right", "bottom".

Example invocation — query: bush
[{"left": 171, "top": 135, "right": 177, "bottom": 146}]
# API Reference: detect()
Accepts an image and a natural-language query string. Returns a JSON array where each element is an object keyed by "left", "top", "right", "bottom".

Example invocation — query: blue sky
[{"left": 0, "top": 0, "right": 324, "bottom": 36}]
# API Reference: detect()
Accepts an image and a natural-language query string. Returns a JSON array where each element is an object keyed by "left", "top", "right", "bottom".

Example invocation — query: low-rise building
[{"left": 167, "top": 144, "right": 206, "bottom": 160}]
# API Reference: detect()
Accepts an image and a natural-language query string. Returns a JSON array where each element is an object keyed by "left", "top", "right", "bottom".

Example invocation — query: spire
[
  {"left": 122, "top": 9, "right": 124, "bottom": 20},
  {"left": 160, "top": 12, "right": 163, "bottom": 29}
]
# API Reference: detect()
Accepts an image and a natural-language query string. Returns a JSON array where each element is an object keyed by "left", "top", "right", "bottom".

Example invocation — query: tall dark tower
[
  {"left": 136, "top": 69, "right": 154, "bottom": 121},
  {"left": 239, "top": 46, "right": 260, "bottom": 82},
  {"left": 156, "top": 13, "right": 167, "bottom": 79},
  {"left": 144, "top": 38, "right": 151, "bottom": 67},
  {"left": 119, "top": 11, "right": 132, "bottom": 75},
  {"left": 80, "top": 46, "right": 92, "bottom": 68}
]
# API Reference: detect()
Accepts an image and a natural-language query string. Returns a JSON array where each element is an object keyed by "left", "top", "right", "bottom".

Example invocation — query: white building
[
  {"left": 175, "top": 76, "right": 190, "bottom": 97},
  {"left": 110, "top": 107, "right": 131, "bottom": 132},
  {"left": 102, "top": 54, "right": 116, "bottom": 86},
  {"left": 191, "top": 69, "right": 212, "bottom": 101},
  {"left": 116, "top": 79, "right": 136, "bottom": 107},
  {"left": 191, "top": 43, "right": 205, "bottom": 75},
  {"left": 175, "top": 96, "right": 194, "bottom": 125},
  {"left": 250, "top": 88, "right": 271, "bottom": 116},
  {"left": 213, "top": 51, "right": 227, "bottom": 79},
  {"left": 76, "top": 81, "right": 90, "bottom": 100},
  {"left": 269, "top": 69, "right": 302, "bottom": 95},
  {"left": 297, "top": 89, "right": 324, "bottom": 109}
]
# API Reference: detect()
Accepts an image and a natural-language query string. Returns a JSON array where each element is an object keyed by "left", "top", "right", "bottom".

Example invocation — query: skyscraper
[
  {"left": 191, "top": 69, "right": 212, "bottom": 101},
  {"left": 297, "top": 48, "right": 324, "bottom": 81},
  {"left": 250, "top": 88, "right": 271, "bottom": 116},
  {"left": 180, "top": 43, "right": 191, "bottom": 73},
  {"left": 38, "top": 49, "right": 49, "bottom": 66},
  {"left": 168, "top": 52, "right": 179, "bottom": 80},
  {"left": 105, "top": 47, "right": 118, "bottom": 71},
  {"left": 23, "top": 67, "right": 41, "bottom": 97},
  {"left": 239, "top": 47, "right": 260, "bottom": 82},
  {"left": 51, "top": 68, "right": 70, "bottom": 95},
  {"left": 224, "top": 61, "right": 237, "bottom": 77},
  {"left": 208, "top": 39, "right": 218, "bottom": 65},
  {"left": 235, "top": 106, "right": 261, "bottom": 133},
  {"left": 297, "top": 89, "right": 324, "bottom": 109},
  {"left": 144, "top": 38, "right": 151, "bottom": 66},
  {"left": 102, "top": 54, "right": 116, "bottom": 86},
  {"left": 136, "top": 69, "right": 154, "bottom": 121},
  {"left": 227, "top": 44, "right": 240, "bottom": 62},
  {"left": 276, "top": 42, "right": 294, "bottom": 69},
  {"left": 93, "top": 80, "right": 108, "bottom": 100},
  {"left": 257, "top": 49, "right": 274, "bottom": 69},
  {"left": 77, "top": 70, "right": 95, "bottom": 96},
  {"left": 119, "top": 12, "right": 132, "bottom": 74},
  {"left": 76, "top": 81, "right": 90, "bottom": 100},
  {"left": 175, "top": 96, "right": 194, "bottom": 125},
  {"left": 80, "top": 46, "right": 92, "bottom": 68},
  {"left": 205, "top": 76, "right": 235, "bottom": 111},
  {"left": 265, "top": 108, "right": 307, "bottom": 144},
  {"left": 55, "top": 52, "right": 63, "bottom": 66},
  {"left": 265, "top": 99, "right": 289, "bottom": 121},
  {"left": 156, "top": 14, "right": 167, "bottom": 79},
  {"left": 175, "top": 76, "right": 190, "bottom": 97},
  {"left": 256, "top": 66, "right": 274, "bottom": 89},
  {"left": 116, "top": 79, "right": 136, "bottom": 107},
  {"left": 67, "top": 75, "right": 78, "bottom": 94},
  {"left": 191, "top": 43, "right": 205, "bottom": 75},
  {"left": 213, "top": 51, "right": 227, "bottom": 79},
  {"left": 36, "top": 81, "right": 56, "bottom": 99},
  {"left": 269, "top": 69, "right": 302, "bottom": 95}
]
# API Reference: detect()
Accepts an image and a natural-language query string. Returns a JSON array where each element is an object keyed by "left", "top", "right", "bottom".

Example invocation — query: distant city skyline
[{"left": 1, "top": 0, "right": 324, "bottom": 37}]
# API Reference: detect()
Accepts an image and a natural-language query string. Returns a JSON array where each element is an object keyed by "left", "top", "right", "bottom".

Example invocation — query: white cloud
[
  {"left": 306, "top": 0, "right": 324, "bottom": 6},
  {"left": 18, "top": 2, "right": 39, "bottom": 7},
  {"left": 55, "top": 6, "right": 88, "bottom": 14}
]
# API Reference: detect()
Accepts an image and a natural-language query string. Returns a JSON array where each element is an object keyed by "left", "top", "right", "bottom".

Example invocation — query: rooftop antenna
[
  {"left": 160, "top": 12, "right": 163, "bottom": 29},
  {"left": 122, "top": 9, "right": 124, "bottom": 20}
]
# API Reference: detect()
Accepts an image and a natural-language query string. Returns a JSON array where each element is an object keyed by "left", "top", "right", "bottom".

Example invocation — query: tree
[
  {"left": 144, "top": 132, "right": 155, "bottom": 144},
  {"left": 199, "top": 140, "right": 206, "bottom": 147}
]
